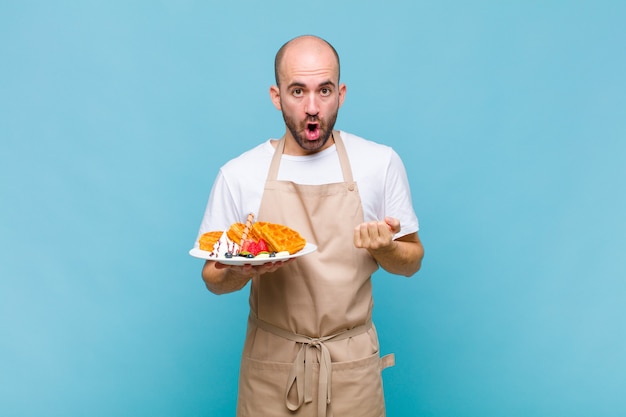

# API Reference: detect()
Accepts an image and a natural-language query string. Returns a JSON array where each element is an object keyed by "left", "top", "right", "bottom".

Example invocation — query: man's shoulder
[
  {"left": 220, "top": 140, "right": 273, "bottom": 173},
  {"left": 339, "top": 130, "right": 394, "bottom": 158}
]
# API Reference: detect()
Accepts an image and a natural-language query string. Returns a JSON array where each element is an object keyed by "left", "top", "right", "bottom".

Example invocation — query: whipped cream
[{"left": 209, "top": 231, "right": 240, "bottom": 258}]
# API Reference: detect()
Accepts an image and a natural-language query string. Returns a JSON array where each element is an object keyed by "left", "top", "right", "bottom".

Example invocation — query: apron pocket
[
  {"left": 238, "top": 352, "right": 391, "bottom": 417},
  {"left": 329, "top": 352, "right": 389, "bottom": 417},
  {"left": 237, "top": 356, "right": 295, "bottom": 417}
]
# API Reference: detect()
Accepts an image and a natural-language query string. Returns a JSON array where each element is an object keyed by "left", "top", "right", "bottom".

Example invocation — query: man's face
[{"left": 270, "top": 40, "right": 346, "bottom": 155}]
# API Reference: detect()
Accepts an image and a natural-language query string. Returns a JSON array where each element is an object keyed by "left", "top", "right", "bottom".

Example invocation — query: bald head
[{"left": 274, "top": 35, "right": 341, "bottom": 88}]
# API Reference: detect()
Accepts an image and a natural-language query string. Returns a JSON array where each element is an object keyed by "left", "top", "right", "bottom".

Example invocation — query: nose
[{"left": 305, "top": 93, "right": 320, "bottom": 116}]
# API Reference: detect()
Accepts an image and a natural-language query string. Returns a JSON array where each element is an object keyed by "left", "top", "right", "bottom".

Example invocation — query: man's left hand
[{"left": 353, "top": 217, "right": 401, "bottom": 251}]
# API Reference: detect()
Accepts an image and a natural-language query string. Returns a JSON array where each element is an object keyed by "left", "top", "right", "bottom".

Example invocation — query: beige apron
[{"left": 236, "top": 131, "right": 395, "bottom": 417}]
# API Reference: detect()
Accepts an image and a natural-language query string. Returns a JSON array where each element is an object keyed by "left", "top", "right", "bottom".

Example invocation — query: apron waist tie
[{"left": 249, "top": 312, "right": 372, "bottom": 417}]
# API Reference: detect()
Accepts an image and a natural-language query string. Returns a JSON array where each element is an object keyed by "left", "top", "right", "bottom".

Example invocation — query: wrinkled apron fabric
[{"left": 236, "top": 132, "right": 394, "bottom": 417}]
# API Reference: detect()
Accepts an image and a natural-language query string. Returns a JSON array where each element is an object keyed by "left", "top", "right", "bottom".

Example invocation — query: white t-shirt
[{"left": 195, "top": 131, "right": 419, "bottom": 247}]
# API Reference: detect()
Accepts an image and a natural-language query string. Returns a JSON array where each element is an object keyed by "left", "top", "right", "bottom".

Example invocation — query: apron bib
[{"left": 236, "top": 132, "right": 394, "bottom": 417}]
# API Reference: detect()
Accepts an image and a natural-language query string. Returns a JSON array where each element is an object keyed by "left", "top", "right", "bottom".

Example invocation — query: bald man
[{"left": 194, "top": 35, "right": 424, "bottom": 416}]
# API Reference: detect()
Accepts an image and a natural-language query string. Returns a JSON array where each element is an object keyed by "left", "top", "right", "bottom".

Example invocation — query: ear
[
  {"left": 338, "top": 83, "right": 347, "bottom": 108},
  {"left": 269, "top": 85, "right": 282, "bottom": 111}
]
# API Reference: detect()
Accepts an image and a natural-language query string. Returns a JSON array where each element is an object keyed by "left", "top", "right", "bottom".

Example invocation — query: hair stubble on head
[{"left": 273, "top": 35, "right": 341, "bottom": 88}]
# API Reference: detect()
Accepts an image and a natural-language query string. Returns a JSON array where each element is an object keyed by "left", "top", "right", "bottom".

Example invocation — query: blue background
[{"left": 1, "top": 1, "right": 625, "bottom": 416}]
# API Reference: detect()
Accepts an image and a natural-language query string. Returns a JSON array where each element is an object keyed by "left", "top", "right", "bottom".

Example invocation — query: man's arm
[
  {"left": 353, "top": 217, "right": 424, "bottom": 277},
  {"left": 201, "top": 259, "right": 293, "bottom": 295}
]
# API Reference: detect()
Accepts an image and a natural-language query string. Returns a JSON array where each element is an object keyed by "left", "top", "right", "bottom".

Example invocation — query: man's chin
[
  {"left": 297, "top": 132, "right": 332, "bottom": 151},
  {"left": 299, "top": 138, "right": 326, "bottom": 151}
]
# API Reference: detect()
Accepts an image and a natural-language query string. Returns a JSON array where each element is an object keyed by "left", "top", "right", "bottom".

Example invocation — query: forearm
[
  {"left": 201, "top": 261, "right": 255, "bottom": 295},
  {"left": 354, "top": 218, "right": 424, "bottom": 277},
  {"left": 369, "top": 235, "right": 424, "bottom": 277},
  {"left": 201, "top": 258, "right": 294, "bottom": 295}
]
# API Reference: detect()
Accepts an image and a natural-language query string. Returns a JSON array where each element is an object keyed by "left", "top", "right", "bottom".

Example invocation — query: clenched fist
[{"left": 353, "top": 217, "right": 401, "bottom": 251}]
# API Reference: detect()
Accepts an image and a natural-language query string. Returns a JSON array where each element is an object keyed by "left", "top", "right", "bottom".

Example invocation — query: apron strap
[
  {"left": 380, "top": 353, "right": 395, "bottom": 370},
  {"left": 266, "top": 135, "right": 285, "bottom": 182},
  {"left": 265, "top": 131, "right": 355, "bottom": 184},
  {"left": 331, "top": 130, "right": 355, "bottom": 184},
  {"left": 250, "top": 312, "right": 372, "bottom": 417}
]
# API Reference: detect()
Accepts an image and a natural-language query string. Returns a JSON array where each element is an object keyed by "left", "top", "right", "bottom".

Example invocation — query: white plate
[{"left": 189, "top": 243, "right": 317, "bottom": 265}]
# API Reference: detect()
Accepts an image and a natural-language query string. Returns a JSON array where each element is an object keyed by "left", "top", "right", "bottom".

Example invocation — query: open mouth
[{"left": 305, "top": 122, "right": 320, "bottom": 140}]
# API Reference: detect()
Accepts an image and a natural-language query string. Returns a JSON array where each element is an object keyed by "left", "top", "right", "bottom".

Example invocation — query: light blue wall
[{"left": 2, "top": 1, "right": 625, "bottom": 416}]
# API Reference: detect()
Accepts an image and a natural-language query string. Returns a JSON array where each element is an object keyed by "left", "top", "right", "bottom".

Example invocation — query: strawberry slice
[
  {"left": 240, "top": 239, "right": 254, "bottom": 254},
  {"left": 256, "top": 238, "right": 269, "bottom": 254},
  {"left": 247, "top": 241, "right": 259, "bottom": 256},
  {"left": 239, "top": 238, "right": 269, "bottom": 256}
]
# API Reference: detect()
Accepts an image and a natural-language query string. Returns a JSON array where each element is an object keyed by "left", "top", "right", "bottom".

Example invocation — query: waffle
[
  {"left": 253, "top": 221, "right": 306, "bottom": 254},
  {"left": 226, "top": 221, "right": 306, "bottom": 254},
  {"left": 226, "top": 223, "right": 262, "bottom": 243},
  {"left": 198, "top": 231, "right": 223, "bottom": 251}
]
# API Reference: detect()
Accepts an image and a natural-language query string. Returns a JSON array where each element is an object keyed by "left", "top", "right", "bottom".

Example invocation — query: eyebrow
[{"left": 287, "top": 80, "right": 337, "bottom": 89}]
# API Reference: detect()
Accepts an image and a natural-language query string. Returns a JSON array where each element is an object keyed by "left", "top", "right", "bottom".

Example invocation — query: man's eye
[
  {"left": 320, "top": 88, "right": 331, "bottom": 96},
  {"left": 292, "top": 89, "right": 303, "bottom": 97}
]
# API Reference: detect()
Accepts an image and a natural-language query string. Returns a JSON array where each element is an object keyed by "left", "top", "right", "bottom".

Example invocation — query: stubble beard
[{"left": 282, "top": 110, "right": 339, "bottom": 153}]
